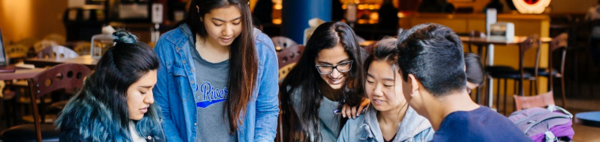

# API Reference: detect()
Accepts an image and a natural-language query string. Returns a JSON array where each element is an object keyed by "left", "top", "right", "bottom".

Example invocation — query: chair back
[
  {"left": 37, "top": 45, "right": 79, "bottom": 59},
  {"left": 27, "top": 63, "right": 91, "bottom": 141},
  {"left": 6, "top": 44, "right": 30, "bottom": 58},
  {"left": 548, "top": 33, "right": 568, "bottom": 90},
  {"left": 550, "top": 33, "right": 568, "bottom": 52},
  {"left": 277, "top": 45, "right": 302, "bottom": 68},
  {"left": 520, "top": 35, "right": 541, "bottom": 54},
  {"left": 514, "top": 91, "right": 555, "bottom": 111},
  {"left": 279, "top": 63, "right": 296, "bottom": 81},
  {"left": 271, "top": 36, "right": 298, "bottom": 51},
  {"left": 33, "top": 40, "right": 58, "bottom": 53},
  {"left": 298, "top": 45, "right": 305, "bottom": 55},
  {"left": 520, "top": 35, "right": 542, "bottom": 74},
  {"left": 516, "top": 35, "right": 542, "bottom": 95}
]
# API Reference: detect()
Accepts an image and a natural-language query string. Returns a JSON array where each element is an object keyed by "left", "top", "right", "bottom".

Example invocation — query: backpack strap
[
  {"left": 523, "top": 114, "right": 571, "bottom": 134},
  {"left": 544, "top": 130, "right": 557, "bottom": 142},
  {"left": 547, "top": 105, "right": 573, "bottom": 118}
]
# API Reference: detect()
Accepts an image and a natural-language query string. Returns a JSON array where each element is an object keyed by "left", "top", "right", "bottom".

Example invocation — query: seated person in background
[
  {"left": 464, "top": 53, "right": 485, "bottom": 93},
  {"left": 396, "top": 23, "right": 531, "bottom": 142},
  {"left": 377, "top": 0, "right": 399, "bottom": 30},
  {"left": 337, "top": 38, "right": 434, "bottom": 142},
  {"left": 55, "top": 30, "right": 165, "bottom": 141},
  {"left": 587, "top": 0, "right": 600, "bottom": 66},
  {"left": 253, "top": 0, "right": 273, "bottom": 25}
]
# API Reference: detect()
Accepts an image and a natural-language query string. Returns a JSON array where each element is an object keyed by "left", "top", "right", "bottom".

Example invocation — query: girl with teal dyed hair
[{"left": 55, "top": 30, "right": 165, "bottom": 141}]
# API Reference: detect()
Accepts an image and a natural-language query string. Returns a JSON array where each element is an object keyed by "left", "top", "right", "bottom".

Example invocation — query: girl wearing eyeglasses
[{"left": 279, "top": 21, "right": 369, "bottom": 142}]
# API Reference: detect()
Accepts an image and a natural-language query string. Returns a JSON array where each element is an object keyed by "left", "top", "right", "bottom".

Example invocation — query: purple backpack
[{"left": 508, "top": 105, "right": 574, "bottom": 142}]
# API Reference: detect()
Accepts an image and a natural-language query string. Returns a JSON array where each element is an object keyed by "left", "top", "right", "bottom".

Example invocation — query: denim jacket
[
  {"left": 153, "top": 23, "right": 280, "bottom": 142},
  {"left": 337, "top": 106, "right": 434, "bottom": 142}
]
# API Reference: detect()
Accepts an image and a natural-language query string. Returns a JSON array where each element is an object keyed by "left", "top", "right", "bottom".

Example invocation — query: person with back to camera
[
  {"left": 152, "top": 0, "right": 280, "bottom": 141},
  {"left": 337, "top": 37, "right": 434, "bottom": 142},
  {"left": 55, "top": 30, "right": 165, "bottom": 141},
  {"left": 395, "top": 23, "right": 531, "bottom": 142}
]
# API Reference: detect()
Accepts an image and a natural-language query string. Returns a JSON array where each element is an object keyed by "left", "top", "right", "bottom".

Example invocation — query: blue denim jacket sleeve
[
  {"left": 336, "top": 114, "right": 366, "bottom": 142},
  {"left": 253, "top": 31, "right": 280, "bottom": 141},
  {"left": 154, "top": 35, "right": 185, "bottom": 142},
  {"left": 337, "top": 119, "right": 354, "bottom": 142}
]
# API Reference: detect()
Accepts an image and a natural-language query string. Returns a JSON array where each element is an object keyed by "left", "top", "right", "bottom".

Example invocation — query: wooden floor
[
  {"left": 572, "top": 122, "right": 600, "bottom": 142},
  {"left": 563, "top": 98, "right": 600, "bottom": 142}
]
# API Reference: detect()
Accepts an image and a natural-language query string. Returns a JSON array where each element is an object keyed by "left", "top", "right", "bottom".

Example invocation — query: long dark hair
[
  {"left": 56, "top": 30, "right": 163, "bottom": 141},
  {"left": 186, "top": 0, "right": 257, "bottom": 133},
  {"left": 280, "top": 21, "right": 365, "bottom": 141}
]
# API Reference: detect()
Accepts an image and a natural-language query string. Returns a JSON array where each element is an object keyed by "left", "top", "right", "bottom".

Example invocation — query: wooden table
[
  {"left": 576, "top": 111, "right": 600, "bottom": 128},
  {"left": 459, "top": 36, "right": 552, "bottom": 107},
  {"left": 0, "top": 68, "right": 46, "bottom": 80},
  {"left": 24, "top": 55, "right": 97, "bottom": 69}
]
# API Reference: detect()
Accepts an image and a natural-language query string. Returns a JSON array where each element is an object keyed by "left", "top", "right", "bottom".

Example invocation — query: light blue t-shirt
[
  {"left": 290, "top": 88, "right": 341, "bottom": 142},
  {"left": 192, "top": 46, "right": 237, "bottom": 142}
]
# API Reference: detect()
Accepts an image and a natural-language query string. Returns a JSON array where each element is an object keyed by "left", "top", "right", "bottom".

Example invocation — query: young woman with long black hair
[
  {"left": 279, "top": 21, "right": 369, "bottom": 142},
  {"left": 153, "top": 0, "right": 279, "bottom": 141}
]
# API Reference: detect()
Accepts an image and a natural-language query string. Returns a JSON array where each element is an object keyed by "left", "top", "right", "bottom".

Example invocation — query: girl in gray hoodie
[{"left": 338, "top": 38, "right": 434, "bottom": 142}]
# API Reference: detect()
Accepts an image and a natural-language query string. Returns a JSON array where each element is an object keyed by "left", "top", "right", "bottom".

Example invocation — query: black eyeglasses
[{"left": 315, "top": 60, "right": 353, "bottom": 75}]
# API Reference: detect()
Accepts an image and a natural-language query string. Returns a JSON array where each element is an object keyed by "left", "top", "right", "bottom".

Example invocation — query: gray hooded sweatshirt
[{"left": 337, "top": 106, "right": 434, "bottom": 142}]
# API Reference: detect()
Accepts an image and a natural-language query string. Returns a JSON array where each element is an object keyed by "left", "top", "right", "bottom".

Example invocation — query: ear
[{"left": 408, "top": 74, "right": 420, "bottom": 97}]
